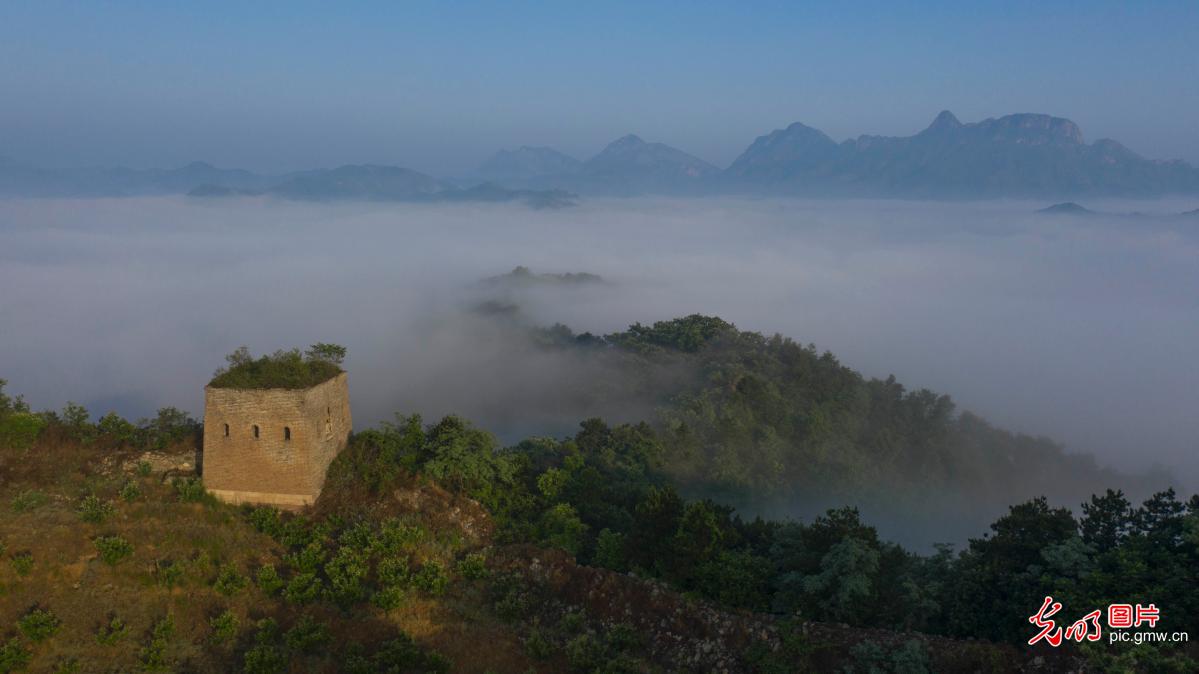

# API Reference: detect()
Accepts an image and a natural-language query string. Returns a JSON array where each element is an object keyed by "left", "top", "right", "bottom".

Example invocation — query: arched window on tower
[
  {"left": 223, "top": 423, "right": 229, "bottom": 437},
  {"left": 253, "top": 425, "right": 260, "bottom": 439},
  {"left": 284, "top": 426, "right": 291, "bottom": 441}
]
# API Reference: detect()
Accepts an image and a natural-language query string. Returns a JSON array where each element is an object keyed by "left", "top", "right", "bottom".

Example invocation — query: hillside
[
  {"left": 3, "top": 365, "right": 1197, "bottom": 671},
  {"left": 479, "top": 314, "right": 1169, "bottom": 546}
]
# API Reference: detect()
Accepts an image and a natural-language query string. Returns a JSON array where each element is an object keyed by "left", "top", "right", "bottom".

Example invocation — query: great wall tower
[{"left": 202, "top": 372, "right": 351, "bottom": 508}]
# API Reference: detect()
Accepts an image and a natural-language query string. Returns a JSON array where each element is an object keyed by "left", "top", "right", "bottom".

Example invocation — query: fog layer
[{"left": 1, "top": 196, "right": 1196, "bottom": 491}]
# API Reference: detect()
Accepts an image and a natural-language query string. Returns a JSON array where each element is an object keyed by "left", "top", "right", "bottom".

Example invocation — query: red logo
[
  {"left": 1028, "top": 596, "right": 1064, "bottom": 646},
  {"left": 1030, "top": 597, "right": 1165, "bottom": 646},
  {"left": 1108, "top": 604, "right": 1134, "bottom": 629}
]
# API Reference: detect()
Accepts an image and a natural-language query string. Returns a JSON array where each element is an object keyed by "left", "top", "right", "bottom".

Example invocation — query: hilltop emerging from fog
[{"left": 4, "top": 111, "right": 1198, "bottom": 200}]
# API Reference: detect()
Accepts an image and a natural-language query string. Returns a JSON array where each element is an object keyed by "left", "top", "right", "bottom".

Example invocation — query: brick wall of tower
[{"left": 202, "top": 373, "right": 351, "bottom": 508}]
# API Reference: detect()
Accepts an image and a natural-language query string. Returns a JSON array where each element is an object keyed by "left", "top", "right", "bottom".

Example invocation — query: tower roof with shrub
[{"left": 207, "top": 343, "right": 346, "bottom": 390}]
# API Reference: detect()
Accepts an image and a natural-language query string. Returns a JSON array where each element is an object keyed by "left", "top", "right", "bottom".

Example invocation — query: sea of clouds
[{"left": 1, "top": 195, "right": 1196, "bottom": 493}]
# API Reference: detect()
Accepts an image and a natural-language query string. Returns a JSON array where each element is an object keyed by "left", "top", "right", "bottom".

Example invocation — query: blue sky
[{"left": 1, "top": 1, "right": 1196, "bottom": 175}]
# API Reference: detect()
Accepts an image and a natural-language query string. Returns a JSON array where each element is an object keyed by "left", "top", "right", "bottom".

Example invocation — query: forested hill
[{"left": 526, "top": 314, "right": 1167, "bottom": 545}]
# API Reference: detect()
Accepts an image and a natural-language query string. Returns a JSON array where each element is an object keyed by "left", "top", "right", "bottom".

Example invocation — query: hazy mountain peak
[
  {"left": 727, "top": 121, "right": 838, "bottom": 178},
  {"left": 588, "top": 134, "right": 713, "bottom": 169},
  {"left": 570, "top": 134, "right": 717, "bottom": 194},
  {"left": 1037, "top": 202, "right": 1094, "bottom": 215},
  {"left": 925, "top": 110, "right": 962, "bottom": 132}
]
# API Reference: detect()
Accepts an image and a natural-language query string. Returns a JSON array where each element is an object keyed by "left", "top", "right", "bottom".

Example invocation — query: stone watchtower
[{"left": 203, "top": 372, "right": 351, "bottom": 508}]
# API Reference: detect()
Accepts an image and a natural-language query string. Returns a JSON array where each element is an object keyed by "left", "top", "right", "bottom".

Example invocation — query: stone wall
[{"left": 202, "top": 373, "right": 351, "bottom": 508}]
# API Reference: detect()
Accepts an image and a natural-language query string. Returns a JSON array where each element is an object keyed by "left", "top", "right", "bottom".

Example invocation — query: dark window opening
[
  {"left": 284, "top": 426, "right": 291, "bottom": 441},
  {"left": 223, "top": 423, "right": 229, "bottom": 437},
  {"left": 253, "top": 425, "right": 260, "bottom": 439}
]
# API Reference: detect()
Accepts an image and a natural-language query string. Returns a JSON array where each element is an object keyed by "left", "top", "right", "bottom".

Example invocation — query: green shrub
[
  {"left": 338, "top": 520, "right": 377, "bottom": 552},
  {"left": 565, "top": 634, "right": 604, "bottom": 672},
  {"left": 372, "top": 556, "right": 411, "bottom": 609},
  {"left": 285, "top": 541, "right": 327, "bottom": 574},
  {"left": 54, "top": 657, "right": 80, "bottom": 674},
  {"left": 0, "top": 380, "right": 28, "bottom": 415},
  {"left": 135, "top": 460, "right": 152, "bottom": 477},
  {"left": 560, "top": 610, "right": 585, "bottom": 634},
  {"left": 377, "top": 556, "right": 409, "bottom": 586},
  {"left": 411, "top": 561, "right": 449, "bottom": 596},
  {"left": 96, "top": 615, "right": 128, "bottom": 645},
  {"left": 255, "top": 564, "right": 284, "bottom": 596},
  {"left": 248, "top": 507, "right": 283, "bottom": 538},
  {"left": 373, "top": 518, "right": 426, "bottom": 555},
  {"left": 95, "top": 536, "right": 133, "bottom": 565},
  {"left": 888, "top": 639, "right": 932, "bottom": 674},
  {"left": 9, "top": 490, "right": 48, "bottom": 513},
  {"left": 372, "top": 584, "right": 407, "bottom": 610},
  {"left": 284, "top": 614, "right": 331, "bottom": 654},
  {"left": 78, "top": 495, "right": 114, "bottom": 524},
  {"left": 154, "top": 559, "right": 183, "bottom": 587},
  {"left": 209, "top": 610, "right": 239, "bottom": 644},
  {"left": 97, "top": 412, "right": 136, "bottom": 443},
  {"left": 0, "top": 413, "right": 47, "bottom": 451},
  {"left": 213, "top": 565, "right": 248, "bottom": 596},
  {"left": 490, "top": 574, "right": 534, "bottom": 622},
  {"left": 242, "top": 619, "right": 286, "bottom": 674},
  {"left": 279, "top": 516, "right": 322, "bottom": 549},
  {"left": 538, "top": 503, "right": 589, "bottom": 556},
  {"left": 326, "top": 546, "right": 369, "bottom": 606},
  {"left": 456, "top": 551, "right": 489, "bottom": 580},
  {"left": 593, "top": 529, "right": 627, "bottom": 571},
  {"left": 0, "top": 638, "right": 31, "bottom": 673},
  {"left": 136, "top": 407, "right": 198, "bottom": 450},
  {"left": 172, "top": 477, "right": 208, "bottom": 503},
  {"left": 11, "top": 551, "right": 33, "bottom": 576},
  {"left": 119, "top": 480, "right": 141, "bottom": 502},
  {"left": 57, "top": 401, "right": 98, "bottom": 443},
  {"left": 283, "top": 572, "right": 324, "bottom": 604},
  {"left": 17, "top": 607, "right": 61, "bottom": 642},
  {"left": 139, "top": 615, "right": 174, "bottom": 671},
  {"left": 524, "top": 627, "right": 553, "bottom": 660}
]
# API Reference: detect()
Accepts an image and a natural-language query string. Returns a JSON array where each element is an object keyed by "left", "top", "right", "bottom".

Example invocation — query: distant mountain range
[
  {"left": 260, "top": 165, "right": 575, "bottom": 207},
  {"left": 721, "top": 111, "right": 1199, "bottom": 197},
  {"left": 4, "top": 111, "right": 1199, "bottom": 201},
  {"left": 476, "top": 111, "right": 1199, "bottom": 198},
  {"left": 0, "top": 159, "right": 275, "bottom": 197},
  {"left": 0, "top": 158, "right": 575, "bottom": 207}
]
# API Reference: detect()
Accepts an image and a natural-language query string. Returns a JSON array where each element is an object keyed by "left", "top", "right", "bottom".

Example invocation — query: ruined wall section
[{"left": 202, "top": 373, "right": 351, "bottom": 508}]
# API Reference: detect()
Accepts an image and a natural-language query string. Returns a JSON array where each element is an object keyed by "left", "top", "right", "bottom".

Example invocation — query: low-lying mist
[{"left": 2, "top": 195, "right": 1196, "bottom": 543}]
